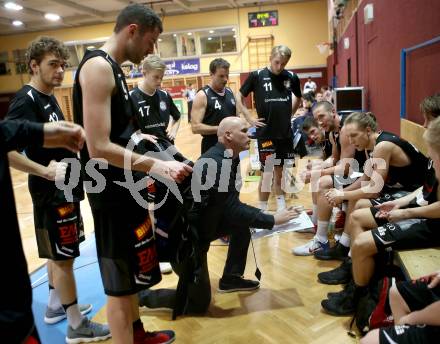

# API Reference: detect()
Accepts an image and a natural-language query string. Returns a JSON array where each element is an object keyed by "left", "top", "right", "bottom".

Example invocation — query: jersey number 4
[
  {"left": 214, "top": 100, "right": 222, "bottom": 110},
  {"left": 139, "top": 105, "right": 150, "bottom": 117},
  {"left": 263, "top": 82, "right": 272, "bottom": 92}
]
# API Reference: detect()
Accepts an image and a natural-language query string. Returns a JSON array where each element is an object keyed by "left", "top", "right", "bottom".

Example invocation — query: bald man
[{"left": 139, "top": 117, "right": 299, "bottom": 315}]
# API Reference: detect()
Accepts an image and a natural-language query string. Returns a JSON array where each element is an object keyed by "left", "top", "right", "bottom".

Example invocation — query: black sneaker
[
  {"left": 326, "top": 279, "right": 356, "bottom": 299},
  {"left": 321, "top": 283, "right": 356, "bottom": 316},
  {"left": 218, "top": 275, "right": 260, "bottom": 293},
  {"left": 314, "top": 242, "right": 349, "bottom": 261},
  {"left": 318, "top": 258, "right": 352, "bottom": 285}
]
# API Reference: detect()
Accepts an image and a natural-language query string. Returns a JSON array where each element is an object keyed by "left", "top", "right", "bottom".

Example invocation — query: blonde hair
[
  {"left": 424, "top": 117, "right": 440, "bottom": 153},
  {"left": 270, "top": 45, "right": 291, "bottom": 59},
  {"left": 141, "top": 55, "right": 166, "bottom": 72},
  {"left": 344, "top": 111, "right": 377, "bottom": 131}
]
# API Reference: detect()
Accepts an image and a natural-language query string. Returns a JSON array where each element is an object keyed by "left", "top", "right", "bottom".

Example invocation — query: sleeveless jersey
[
  {"left": 374, "top": 131, "right": 428, "bottom": 190},
  {"left": 200, "top": 85, "right": 236, "bottom": 153},
  {"left": 73, "top": 49, "right": 140, "bottom": 208}
]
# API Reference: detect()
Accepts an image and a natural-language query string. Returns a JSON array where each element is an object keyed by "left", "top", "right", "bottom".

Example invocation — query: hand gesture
[
  {"left": 325, "top": 188, "right": 344, "bottom": 206},
  {"left": 150, "top": 160, "right": 192, "bottom": 183},
  {"left": 45, "top": 160, "right": 68, "bottom": 182},
  {"left": 273, "top": 206, "right": 300, "bottom": 225},
  {"left": 43, "top": 121, "right": 85, "bottom": 153}
]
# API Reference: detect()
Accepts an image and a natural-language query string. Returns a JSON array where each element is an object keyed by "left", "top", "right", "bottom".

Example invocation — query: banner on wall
[
  {"left": 162, "top": 85, "right": 186, "bottom": 98},
  {"left": 164, "top": 58, "right": 200, "bottom": 76}
]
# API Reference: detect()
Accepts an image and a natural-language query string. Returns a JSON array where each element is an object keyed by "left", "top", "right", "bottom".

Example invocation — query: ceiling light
[
  {"left": 209, "top": 30, "right": 214, "bottom": 34},
  {"left": 208, "top": 37, "right": 212, "bottom": 41},
  {"left": 158, "top": 38, "right": 162, "bottom": 42},
  {"left": 45, "top": 13, "right": 61, "bottom": 21},
  {"left": 232, "top": 28, "right": 236, "bottom": 32},
  {"left": 233, "top": 35, "right": 236, "bottom": 38},
  {"left": 87, "top": 45, "right": 95, "bottom": 49},
  {"left": 5, "top": 2, "right": 23, "bottom": 11},
  {"left": 173, "top": 34, "right": 177, "bottom": 37},
  {"left": 187, "top": 32, "right": 192, "bottom": 36},
  {"left": 12, "top": 20, "right": 23, "bottom": 26}
]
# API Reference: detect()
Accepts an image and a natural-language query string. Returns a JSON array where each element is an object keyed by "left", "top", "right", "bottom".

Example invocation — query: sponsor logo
[
  {"left": 58, "top": 223, "right": 78, "bottom": 245},
  {"left": 134, "top": 218, "right": 152, "bottom": 241},
  {"left": 57, "top": 204, "right": 75, "bottom": 218},
  {"left": 261, "top": 140, "right": 273, "bottom": 148},
  {"left": 159, "top": 101, "right": 167, "bottom": 111}
]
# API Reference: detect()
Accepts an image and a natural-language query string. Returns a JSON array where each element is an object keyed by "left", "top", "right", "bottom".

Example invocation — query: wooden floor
[{"left": 12, "top": 117, "right": 356, "bottom": 343}]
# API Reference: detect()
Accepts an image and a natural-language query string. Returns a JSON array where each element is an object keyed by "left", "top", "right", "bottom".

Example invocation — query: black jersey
[
  {"left": 322, "top": 131, "right": 333, "bottom": 160},
  {"left": 410, "top": 159, "right": 438, "bottom": 206},
  {"left": 200, "top": 85, "right": 237, "bottom": 153},
  {"left": 130, "top": 87, "right": 180, "bottom": 142},
  {"left": 373, "top": 131, "right": 428, "bottom": 190},
  {"left": 73, "top": 49, "right": 140, "bottom": 208},
  {"left": 240, "top": 67, "right": 302, "bottom": 139},
  {"left": 6, "top": 85, "right": 84, "bottom": 206}
]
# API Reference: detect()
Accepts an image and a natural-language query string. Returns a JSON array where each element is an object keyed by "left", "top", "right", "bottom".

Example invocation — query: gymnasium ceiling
[{"left": 0, "top": 0, "right": 313, "bottom": 35}]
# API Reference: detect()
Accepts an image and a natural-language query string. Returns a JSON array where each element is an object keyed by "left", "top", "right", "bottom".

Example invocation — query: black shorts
[
  {"left": 34, "top": 202, "right": 84, "bottom": 260},
  {"left": 379, "top": 324, "right": 440, "bottom": 344},
  {"left": 91, "top": 204, "right": 161, "bottom": 296},
  {"left": 371, "top": 218, "right": 440, "bottom": 252},
  {"left": 257, "top": 138, "right": 295, "bottom": 171},
  {"left": 396, "top": 279, "right": 440, "bottom": 312}
]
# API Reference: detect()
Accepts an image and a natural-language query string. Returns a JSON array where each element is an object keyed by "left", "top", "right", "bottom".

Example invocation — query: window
[
  {"left": 158, "top": 34, "right": 178, "bottom": 58},
  {"left": 13, "top": 49, "right": 27, "bottom": 74},
  {"left": 199, "top": 28, "right": 237, "bottom": 55},
  {"left": 179, "top": 34, "right": 196, "bottom": 56},
  {"left": 0, "top": 51, "right": 10, "bottom": 75},
  {"left": 65, "top": 41, "right": 105, "bottom": 68}
]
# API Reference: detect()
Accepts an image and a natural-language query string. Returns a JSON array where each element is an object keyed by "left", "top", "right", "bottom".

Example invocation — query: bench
[{"left": 396, "top": 247, "right": 440, "bottom": 280}]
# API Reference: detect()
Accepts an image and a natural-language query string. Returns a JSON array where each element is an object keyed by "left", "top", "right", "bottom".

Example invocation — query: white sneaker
[
  {"left": 292, "top": 236, "right": 329, "bottom": 256},
  {"left": 159, "top": 262, "right": 172, "bottom": 274}
]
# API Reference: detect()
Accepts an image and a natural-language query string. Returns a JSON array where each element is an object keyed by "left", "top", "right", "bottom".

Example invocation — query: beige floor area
[{"left": 12, "top": 118, "right": 356, "bottom": 343}]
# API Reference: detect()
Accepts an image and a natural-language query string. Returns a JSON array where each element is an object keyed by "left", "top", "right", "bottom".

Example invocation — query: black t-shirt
[
  {"left": 0, "top": 119, "right": 43, "bottom": 342},
  {"left": 240, "top": 67, "right": 302, "bottom": 139},
  {"left": 130, "top": 87, "right": 180, "bottom": 141},
  {"left": 6, "top": 85, "right": 84, "bottom": 206},
  {"left": 73, "top": 49, "right": 141, "bottom": 208}
]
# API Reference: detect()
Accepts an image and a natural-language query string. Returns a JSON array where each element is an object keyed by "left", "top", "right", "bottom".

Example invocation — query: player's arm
[
  {"left": 166, "top": 93, "right": 181, "bottom": 141},
  {"left": 341, "top": 142, "right": 392, "bottom": 201},
  {"left": 8, "top": 151, "right": 67, "bottom": 181},
  {"left": 190, "top": 90, "right": 218, "bottom": 135},
  {"left": 80, "top": 57, "right": 191, "bottom": 181}
]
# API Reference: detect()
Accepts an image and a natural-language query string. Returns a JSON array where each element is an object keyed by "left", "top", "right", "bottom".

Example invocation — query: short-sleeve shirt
[
  {"left": 240, "top": 67, "right": 302, "bottom": 139},
  {"left": 6, "top": 85, "right": 84, "bottom": 206},
  {"left": 130, "top": 87, "right": 180, "bottom": 141}
]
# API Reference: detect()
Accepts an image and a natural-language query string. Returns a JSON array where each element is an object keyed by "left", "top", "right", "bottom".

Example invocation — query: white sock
[
  {"left": 311, "top": 204, "right": 318, "bottom": 225},
  {"left": 276, "top": 195, "right": 286, "bottom": 210},
  {"left": 258, "top": 201, "right": 268, "bottom": 211},
  {"left": 47, "top": 285, "right": 62, "bottom": 310},
  {"left": 316, "top": 221, "right": 329, "bottom": 243},
  {"left": 339, "top": 232, "right": 351, "bottom": 247},
  {"left": 66, "top": 304, "right": 83, "bottom": 329}
]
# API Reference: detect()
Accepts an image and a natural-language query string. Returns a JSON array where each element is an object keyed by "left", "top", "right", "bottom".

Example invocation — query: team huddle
[{"left": 2, "top": 3, "right": 440, "bottom": 344}]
